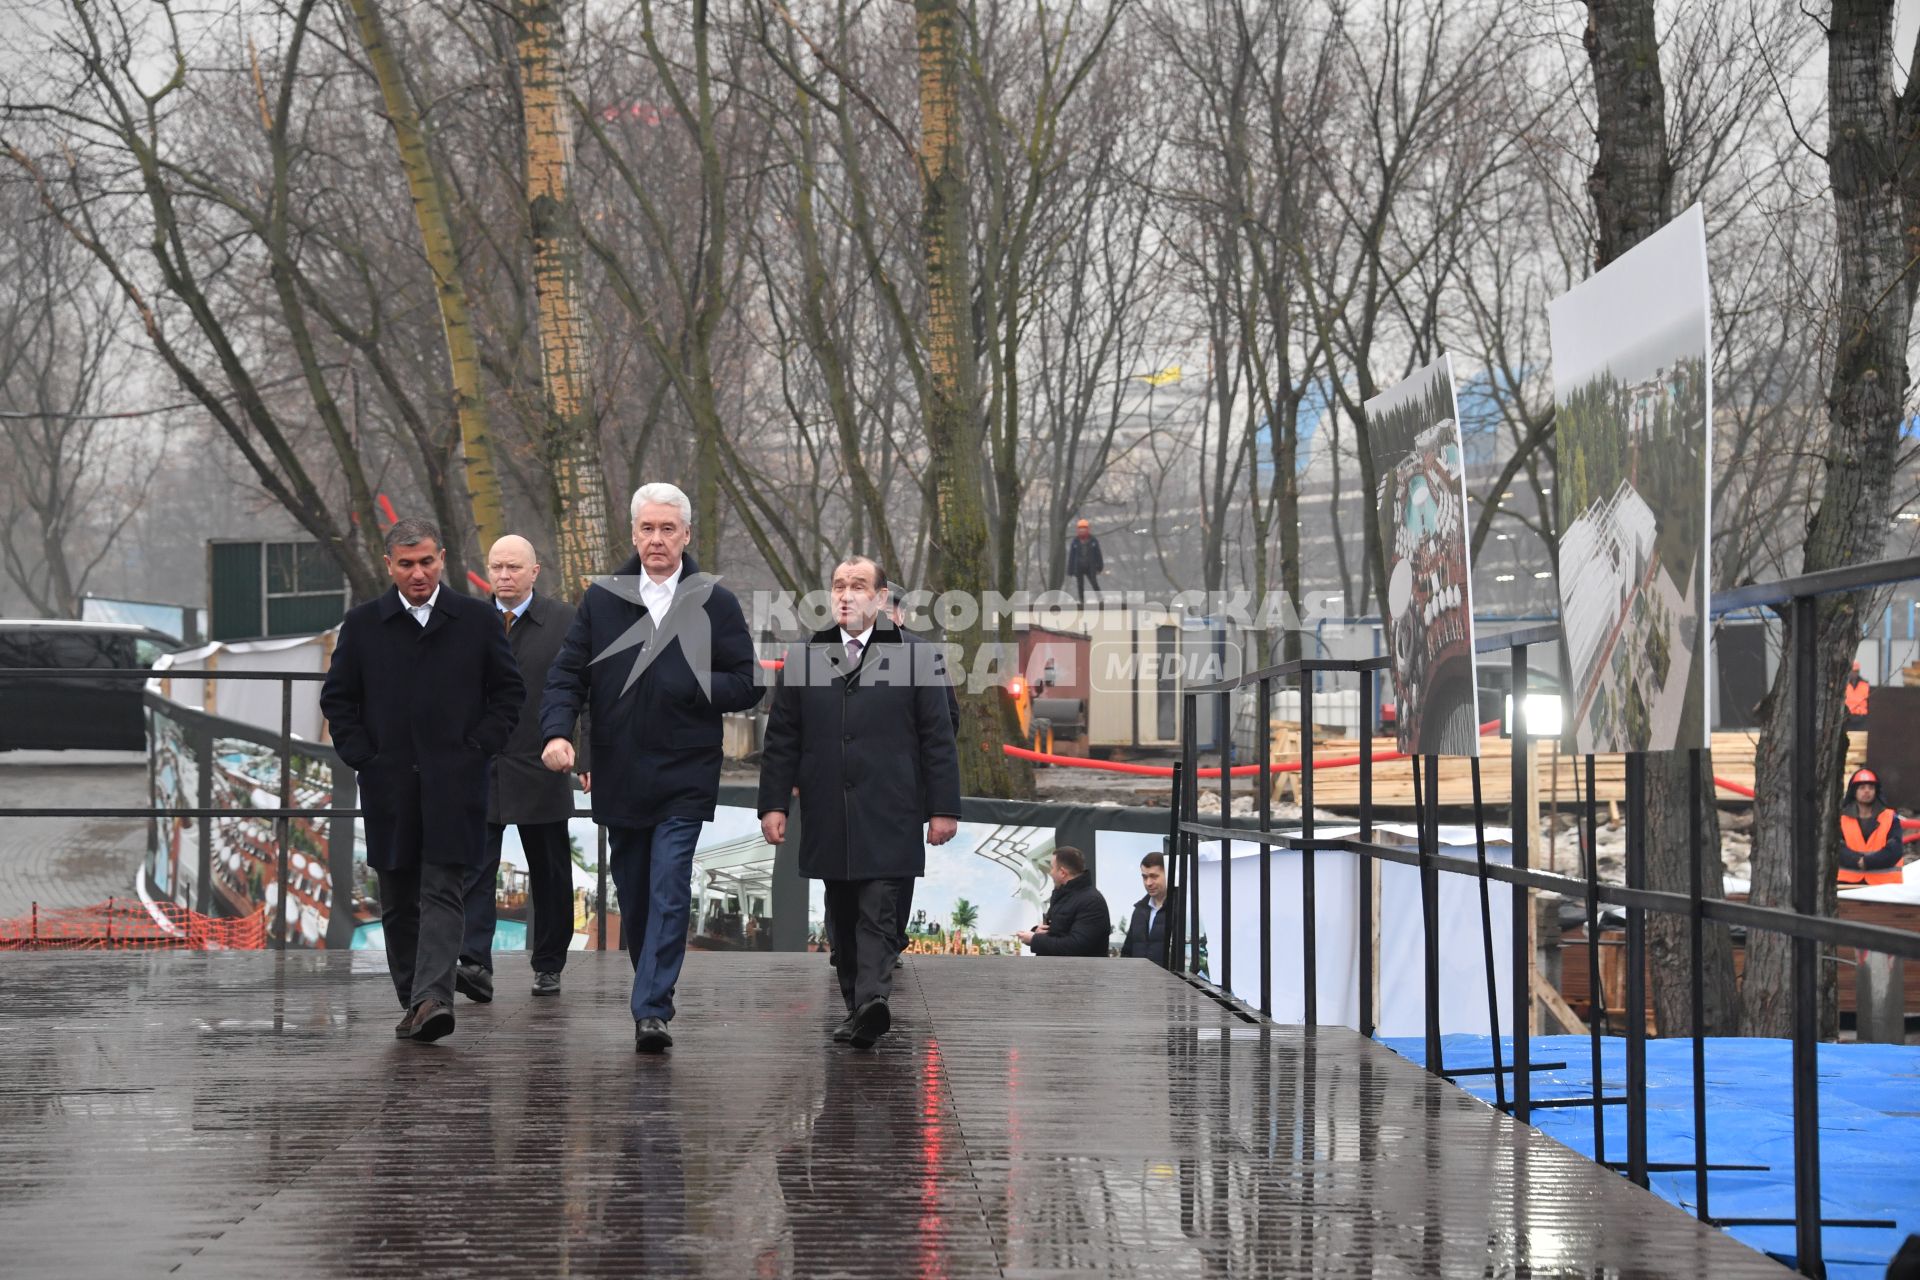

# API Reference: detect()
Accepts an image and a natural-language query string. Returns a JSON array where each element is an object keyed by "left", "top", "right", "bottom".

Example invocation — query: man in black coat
[
  {"left": 456, "top": 534, "right": 583, "bottom": 1003},
  {"left": 1066, "top": 518, "right": 1103, "bottom": 602},
  {"left": 1018, "top": 846, "right": 1112, "bottom": 957},
  {"left": 320, "top": 519, "right": 523, "bottom": 1042},
  {"left": 758, "top": 555, "right": 961, "bottom": 1048},
  {"left": 1119, "top": 849, "right": 1175, "bottom": 969},
  {"left": 540, "top": 483, "right": 762, "bottom": 1053}
]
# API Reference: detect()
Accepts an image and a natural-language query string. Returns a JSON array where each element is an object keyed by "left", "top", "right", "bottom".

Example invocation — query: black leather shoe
[
  {"left": 634, "top": 1016, "right": 673, "bottom": 1053},
  {"left": 831, "top": 1011, "right": 858, "bottom": 1043},
  {"left": 847, "top": 997, "right": 890, "bottom": 1049},
  {"left": 407, "top": 1001, "right": 456, "bottom": 1043},
  {"left": 455, "top": 963, "right": 494, "bottom": 1003},
  {"left": 532, "top": 971, "right": 561, "bottom": 997}
]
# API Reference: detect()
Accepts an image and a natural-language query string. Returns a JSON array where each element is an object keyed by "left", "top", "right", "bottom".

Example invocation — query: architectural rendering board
[
  {"left": 1366, "top": 354, "right": 1480, "bottom": 757},
  {"left": 1548, "top": 205, "right": 1713, "bottom": 754}
]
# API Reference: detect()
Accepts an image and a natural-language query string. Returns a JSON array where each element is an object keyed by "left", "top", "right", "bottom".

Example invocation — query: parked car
[{"left": 0, "top": 620, "right": 184, "bottom": 751}]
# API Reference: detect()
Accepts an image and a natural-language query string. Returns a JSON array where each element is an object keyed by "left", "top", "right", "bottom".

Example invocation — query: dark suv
[{"left": 0, "top": 621, "right": 183, "bottom": 751}]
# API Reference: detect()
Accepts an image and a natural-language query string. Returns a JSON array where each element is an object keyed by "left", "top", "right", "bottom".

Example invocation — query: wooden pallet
[{"left": 1269, "top": 728, "right": 1865, "bottom": 809}]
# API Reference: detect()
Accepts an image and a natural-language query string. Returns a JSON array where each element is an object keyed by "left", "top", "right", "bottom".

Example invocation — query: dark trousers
[
  {"left": 463, "top": 820, "right": 575, "bottom": 975},
  {"left": 825, "top": 878, "right": 906, "bottom": 1011},
  {"left": 376, "top": 861, "right": 466, "bottom": 1010},
  {"left": 893, "top": 878, "right": 915, "bottom": 954},
  {"left": 1073, "top": 571, "right": 1099, "bottom": 602},
  {"left": 608, "top": 817, "right": 702, "bottom": 1022}
]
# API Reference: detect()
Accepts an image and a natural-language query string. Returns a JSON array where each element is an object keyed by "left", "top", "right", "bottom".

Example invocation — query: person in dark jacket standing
[
  {"left": 1119, "top": 850, "right": 1175, "bottom": 968},
  {"left": 1066, "top": 519, "right": 1103, "bottom": 602},
  {"left": 757, "top": 555, "right": 961, "bottom": 1048},
  {"left": 456, "top": 535, "right": 583, "bottom": 1003},
  {"left": 1018, "top": 846, "right": 1112, "bottom": 957},
  {"left": 540, "top": 483, "right": 761, "bottom": 1053},
  {"left": 320, "top": 519, "right": 523, "bottom": 1042}
]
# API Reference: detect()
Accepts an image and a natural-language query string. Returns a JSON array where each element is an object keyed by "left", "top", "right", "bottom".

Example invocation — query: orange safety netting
[{"left": 0, "top": 899, "right": 268, "bottom": 951}]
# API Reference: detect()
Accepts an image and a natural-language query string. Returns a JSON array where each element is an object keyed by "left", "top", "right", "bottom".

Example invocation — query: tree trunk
[
  {"left": 1743, "top": 0, "right": 1919, "bottom": 1035},
  {"left": 518, "top": 0, "right": 611, "bottom": 598},
  {"left": 1583, "top": 1, "right": 1673, "bottom": 270},
  {"left": 345, "top": 0, "right": 508, "bottom": 557},
  {"left": 1582, "top": 0, "right": 1737, "bottom": 1034},
  {"left": 916, "top": 0, "right": 1030, "bottom": 798}
]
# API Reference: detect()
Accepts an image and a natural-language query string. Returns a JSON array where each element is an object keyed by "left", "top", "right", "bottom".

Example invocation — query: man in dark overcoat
[
  {"left": 540, "top": 482, "right": 762, "bottom": 1053},
  {"left": 1018, "top": 846, "right": 1112, "bottom": 957},
  {"left": 456, "top": 534, "right": 583, "bottom": 1003},
  {"left": 320, "top": 518, "right": 523, "bottom": 1042},
  {"left": 757, "top": 555, "right": 962, "bottom": 1049}
]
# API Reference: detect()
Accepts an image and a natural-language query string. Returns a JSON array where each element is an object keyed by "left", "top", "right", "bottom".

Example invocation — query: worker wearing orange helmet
[
  {"left": 1844, "top": 660, "right": 1870, "bottom": 726},
  {"left": 1838, "top": 767, "right": 1905, "bottom": 886}
]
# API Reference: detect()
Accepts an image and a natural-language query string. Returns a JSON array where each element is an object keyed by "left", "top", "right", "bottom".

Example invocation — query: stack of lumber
[{"left": 1268, "top": 727, "right": 1866, "bottom": 810}]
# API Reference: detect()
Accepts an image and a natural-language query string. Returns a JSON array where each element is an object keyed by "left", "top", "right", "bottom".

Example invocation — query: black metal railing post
[
  {"left": 1219, "top": 689, "right": 1233, "bottom": 993},
  {"left": 1471, "top": 757, "right": 1506, "bottom": 1111},
  {"left": 1301, "top": 675, "right": 1317, "bottom": 1026},
  {"left": 1183, "top": 692, "right": 1201, "bottom": 976},
  {"left": 1359, "top": 670, "right": 1375, "bottom": 1039},
  {"left": 1624, "top": 752, "right": 1650, "bottom": 1189},
  {"left": 275, "top": 677, "right": 294, "bottom": 952},
  {"left": 1790, "top": 593, "right": 1825, "bottom": 1278},
  {"left": 1257, "top": 677, "right": 1273, "bottom": 1018},
  {"left": 1689, "top": 747, "right": 1711, "bottom": 1223},
  {"left": 1168, "top": 762, "right": 1187, "bottom": 976},
  {"left": 1420, "top": 752, "right": 1443, "bottom": 1076},
  {"left": 1585, "top": 754, "right": 1607, "bottom": 1163},
  {"left": 1510, "top": 645, "right": 1531, "bottom": 1123}
]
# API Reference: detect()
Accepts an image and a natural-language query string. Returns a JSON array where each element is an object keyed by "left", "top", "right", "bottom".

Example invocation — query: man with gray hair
[
  {"left": 540, "top": 482, "right": 762, "bottom": 1053},
  {"left": 320, "top": 519, "right": 523, "bottom": 1042}
]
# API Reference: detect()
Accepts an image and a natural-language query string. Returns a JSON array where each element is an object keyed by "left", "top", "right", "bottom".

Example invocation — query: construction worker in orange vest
[
  {"left": 1838, "top": 767, "right": 1905, "bottom": 886},
  {"left": 1844, "top": 661, "right": 1870, "bottom": 726}
]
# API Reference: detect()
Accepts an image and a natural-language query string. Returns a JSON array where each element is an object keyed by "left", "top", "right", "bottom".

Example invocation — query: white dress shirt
[
  {"left": 405, "top": 584, "right": 441, "bottom": 628},
  {"left": 640, "top": 563, "right": 682, "bottom": 623}
]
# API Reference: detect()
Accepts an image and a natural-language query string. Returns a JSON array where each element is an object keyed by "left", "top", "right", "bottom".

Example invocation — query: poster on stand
[
  {"left": 1366, "top": 354, "right": 1479, "bottom": 756},
  {"left": 1548, "top": 204, "right": 1713, "bottom": 754}
]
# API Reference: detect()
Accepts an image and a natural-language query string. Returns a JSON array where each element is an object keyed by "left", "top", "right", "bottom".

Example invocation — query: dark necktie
[{"left": 502, "top": 609, "right": 515, "bottom": 636}]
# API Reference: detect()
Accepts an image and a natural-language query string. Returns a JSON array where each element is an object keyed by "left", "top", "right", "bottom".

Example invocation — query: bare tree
[
  {"left": 0, "top": 181, "right": 156, "bottom": 615},
  {"left": 1743, "top": 0, "right": 1920, "bottom": 1036}
]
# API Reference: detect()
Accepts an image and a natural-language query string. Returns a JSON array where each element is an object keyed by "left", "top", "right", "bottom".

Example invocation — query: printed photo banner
[
  {"left": 1548, "top": 204, "right": 1713, "bottom": 754},
  {"left": 1365, "top": 353, "right": 1480, "bottom": 757}
]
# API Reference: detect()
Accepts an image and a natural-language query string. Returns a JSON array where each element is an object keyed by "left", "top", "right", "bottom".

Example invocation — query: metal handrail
[{"left": 1167, "top": 577, "right": 1920, "bottom": 1278}]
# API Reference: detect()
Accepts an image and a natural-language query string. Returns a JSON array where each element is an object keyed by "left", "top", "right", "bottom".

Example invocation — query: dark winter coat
[
  {"left": 1066, "top": 535, "right": 1104, "bottom": 577},
  {"left": 487, "top": 590, "right": 582, "bottom": 826},
  {"left": 1028, "top": 871, "right": 1112, "bottom": 956},
  {"left": 320, "top": 586, "right": 524, "bottom": 870},
  {"left": 539, "top": 552, "right": 761, "bottom": 829},
  {"left": 755, "top": 620, "right": 962, "bottom": 881},
  {"left": 1120, "top": 892, "right": 1176, "bottom": 968}
]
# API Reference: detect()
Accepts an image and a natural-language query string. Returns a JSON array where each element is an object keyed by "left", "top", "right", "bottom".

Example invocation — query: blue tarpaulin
[{"left": 1382, "top": 1035, "right": 1920, "bottom": 1278}]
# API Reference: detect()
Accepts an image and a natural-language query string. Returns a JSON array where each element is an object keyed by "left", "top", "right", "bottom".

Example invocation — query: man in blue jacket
[{"left": 539, "top": 483, "right": 762, "bottom": 1053}]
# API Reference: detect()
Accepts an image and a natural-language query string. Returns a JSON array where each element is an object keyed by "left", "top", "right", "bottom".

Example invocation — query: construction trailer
[{"left": 1009, "top": 607, "right": 1248, "bottom": 755}]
